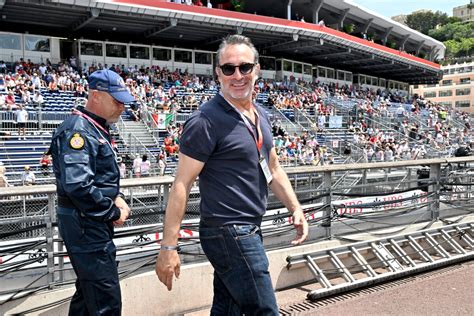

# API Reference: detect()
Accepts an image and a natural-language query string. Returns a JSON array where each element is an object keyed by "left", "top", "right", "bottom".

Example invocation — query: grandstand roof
[{"left": 0, "top": 0, "right": 443, "bottom": 84}]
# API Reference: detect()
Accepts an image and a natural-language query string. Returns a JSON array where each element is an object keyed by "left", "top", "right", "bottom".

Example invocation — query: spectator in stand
[
  {"left": 132, "top": 153, "right": 142, "bottom": 177},
  {"left": 207, "top": 0, "right": 212, "bottom": 8},
  {"left": 0, "top": 161, "right": 9, "bottom": 187},
  {"left": 0, "top": 61, "right": 7, "bottom": 74},
  {"left": 38, "top": 63, "right": 48, "bottom": 77},
  {"left": 16, "top": 105, "right": 28, "bottom": 140},
  {"left": 0, "top": 93, "right": 5, "bottom": 110},
  {"left": 31, "top": 73, "right": 42, "bottom": 90},
  {"left": 118, "top": 156, "right": 127, "bottom": 178},
  {"left": 140, "top": 154, "right": 151, "bottom": 177},
  {"left": 40, "top": 152, "right": 52, "bottom": 176},
  {"left": 158, "top": 154, "right": 167, "bottom": 176},
  {"left": 22, "top": 166, "right": 36, "bottom": 185},
  {"left": 5, "top": 91, "right": 16, "bottom": 110},
  {"left": 164, "top": 135, "right": 179, "bottom": 158},
  {"left": 32, "top": 90, "right": 44, "bottom": 108}
]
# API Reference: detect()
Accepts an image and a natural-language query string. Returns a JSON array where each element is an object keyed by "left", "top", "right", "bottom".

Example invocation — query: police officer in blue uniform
[{"left": 51, "top": 69, "right": 133, "bottom": 315}]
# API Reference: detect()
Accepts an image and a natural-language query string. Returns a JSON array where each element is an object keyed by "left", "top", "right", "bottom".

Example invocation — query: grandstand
[{"left": 0, "top": 0, "right": 472, "bottom": 185}]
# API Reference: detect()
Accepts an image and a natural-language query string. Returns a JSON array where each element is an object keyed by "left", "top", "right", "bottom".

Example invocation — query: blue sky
[{"left": 349, "top": 0, "right": 469, "bottom": 18}]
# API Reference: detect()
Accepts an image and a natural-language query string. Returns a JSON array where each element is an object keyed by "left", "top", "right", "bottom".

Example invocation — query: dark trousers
[
  {"left": 199, "top": 222, "right": 279, "bottom": 315},
  {"left": 57, "top": 207, "right": 121, "bottom": 316}
]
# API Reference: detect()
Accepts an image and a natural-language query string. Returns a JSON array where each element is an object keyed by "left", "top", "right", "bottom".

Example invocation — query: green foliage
[
  {"left": 406, "top": 10, "right": 449, "bottom": 35},
  {"left": 342, "top": 23, "right": 355, "bottom": 34},
  {"left": 444, "top": 38, "right": 474, "bottom": 58},
  {"left": 428, "top": 21, "right": 474, "bottom": 59},
  {"left": 386, "top": 40, "right": 397, "bottom": 49},
  {"left": 231, "top": 0, "right": 245, "bottom": 12},
  {"left": 428, "top": 21, "right": 474, "bottom": 42},
  {"left": 447, "top": 17, "right": 462, "bottom": 24}
]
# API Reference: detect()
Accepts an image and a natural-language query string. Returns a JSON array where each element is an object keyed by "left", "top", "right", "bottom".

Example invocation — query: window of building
[
  {"left": 294, "top": 63, "right": 302, "bottom": 73},
  {"left": 423, "top": 91, "right": 436, "bottom": 98},
  {"left": 80, "top": 42, "right": 102, "bottom": 56},
  {"left": 449, "top": 68, "right": 455, "bottom": 74},
  {"left": 276, "top": 60, "right": 282, "bottom": 71},
  {"left": 455, "top": 100, "right": 470, "bottom": 108},
  {"left": 25, "top": 36, "right": 50, "bottom": 52},
  {"left": 456, "top": 88, "right": 470, "bottom": 96},
  {"left": 439, "top": 90, "right": 453, "bottom": 97},
  {"left": 443, "top": 69, "right": 449, "bottom": 75},
  {"left": 303, "top": 64, "right": 312, "bottom": 75},
  {"left": 129, "top": 46, "right": 149, "bottom": 59},
  {"left": 425, "top": 83, "right": 437, "bottom": 88},
  {"left": 327, "top": 69, "right": 334, "bottom": 79},
  {"left": 459, "top": 77, "right": 471, "bottom": 84},
  {"left": 318, "top": 67, "right": 326, "bottom": 78},
  {"left": 337, "top": 71, "right": 345, "bottom": 81},
  {"left": 346, "top": 73, "right": 353, "bottom": 82},
  {"left": 174, "top": 50, "right": 192, "bottom": 63},
  {"left": 0, "top": 33, "right": 21, "bottom": 50},
  {"left": 283, "top": 60, "right": 292, "bottom": 72},
  {"left": 353, "top": 74, "right": 359, "bottom": 84},
  {"left": 437, "top": 101, "right": 452, "bottom": 108},
  {"left": 441, "top": 79, "right": 452, "bottom": 86},
  {"left": 260, "top": 56, "right": 276, "bottom": 70},
  {"left": 195, "top": 52, "right": 211, "bottom": 64},
  {"left": 413, "top": 84, "right": 419, "bottom": 89},
  {"left": 106, "top": 44, "right": 127, "bottom": 58},
  {"left": 467, "top": 66, "right": 472, "bottom": 72},
  {"left": 371, "top": 77, "right": 378, "bottom": 86},
  {"left": 153, "top": 48, "right": 171, "bottom": 61}
]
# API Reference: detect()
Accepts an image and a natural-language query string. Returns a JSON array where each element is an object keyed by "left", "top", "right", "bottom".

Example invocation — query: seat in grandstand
[{"left": 0, "top": 133, "right": 54, "bottom": 185}]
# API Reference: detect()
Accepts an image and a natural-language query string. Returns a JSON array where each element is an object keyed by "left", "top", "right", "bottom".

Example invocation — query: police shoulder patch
[{"left": 69, "top": 133, "right": 85, "bottom": 150}]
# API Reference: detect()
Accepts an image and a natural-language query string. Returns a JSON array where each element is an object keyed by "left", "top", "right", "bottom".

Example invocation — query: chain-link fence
[{"left": 0, "top": 157, "right": 473, "bottom": 298}]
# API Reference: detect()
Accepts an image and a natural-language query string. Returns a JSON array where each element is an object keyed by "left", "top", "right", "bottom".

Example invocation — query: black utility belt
[{"left": 57, "top": 196, "right": 76, "bottom": 209}]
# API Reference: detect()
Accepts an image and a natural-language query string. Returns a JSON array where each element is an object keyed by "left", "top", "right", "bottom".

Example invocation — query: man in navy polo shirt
[{"left": 156, "top": 35, "right": 308, "bottom": 315}]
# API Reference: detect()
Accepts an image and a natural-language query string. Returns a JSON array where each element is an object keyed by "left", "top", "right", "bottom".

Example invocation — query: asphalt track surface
[{"left": 276, "top": 260, "right": 474, "bottom": 316}]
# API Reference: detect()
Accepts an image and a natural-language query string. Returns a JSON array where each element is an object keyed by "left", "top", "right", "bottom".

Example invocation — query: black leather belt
[{"left": 57, "top": 196, "right": 76, "bottom": 208}]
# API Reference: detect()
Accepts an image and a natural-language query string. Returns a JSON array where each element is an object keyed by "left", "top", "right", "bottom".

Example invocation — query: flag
[{"left": 157, "top": 113, "right": 174, "bottom": 129}]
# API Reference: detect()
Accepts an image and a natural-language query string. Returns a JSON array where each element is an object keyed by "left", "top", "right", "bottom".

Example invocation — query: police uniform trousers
[{"left": 57, "top": 206, "right": 121, "bottom": 316}]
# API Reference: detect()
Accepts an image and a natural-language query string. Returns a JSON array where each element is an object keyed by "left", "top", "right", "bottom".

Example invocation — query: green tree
[
  {"left": 406, "top": 10, "right": 449, "bottom": 35},
  {"left": 444, "top": 38, "right": 474, "bottom": 58},
  {"left": 428, "top": 22, "right": 474, "bottom": 42}
]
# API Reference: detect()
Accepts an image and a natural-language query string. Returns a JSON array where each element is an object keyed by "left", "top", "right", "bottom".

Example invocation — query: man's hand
[
  {"left": 114, "top": 196, "right": 130, "bottom": 226},
  {"left": 156, "top": 248, "right": 181, "bottom": 291},
  {"left": 291, "top": 209, "right": 308, "bottom": 245}
]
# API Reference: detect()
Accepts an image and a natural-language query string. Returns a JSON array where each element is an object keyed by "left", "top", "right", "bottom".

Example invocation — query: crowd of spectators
[{"left": 0, "top": 56, "right": 472, "bottom": 183}]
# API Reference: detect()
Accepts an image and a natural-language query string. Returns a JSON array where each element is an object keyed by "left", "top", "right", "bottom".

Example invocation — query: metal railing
[{"left": 0, "top": 158, "right": 472, "bottom": 304}]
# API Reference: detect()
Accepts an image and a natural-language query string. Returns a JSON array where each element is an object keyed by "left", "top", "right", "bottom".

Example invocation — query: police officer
[{"left": 51, "top": 69, "right": 133, "bottom": 315}]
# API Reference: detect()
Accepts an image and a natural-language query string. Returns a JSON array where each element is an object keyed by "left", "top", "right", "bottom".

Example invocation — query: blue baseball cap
[{"left": 88, "top": 69, "right": 135, "bottom": 104}]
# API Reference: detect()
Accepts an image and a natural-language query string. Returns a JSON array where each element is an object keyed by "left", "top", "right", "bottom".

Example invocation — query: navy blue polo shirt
[{"left": 179, "top": 93, "right": 274, "bottom": 226}]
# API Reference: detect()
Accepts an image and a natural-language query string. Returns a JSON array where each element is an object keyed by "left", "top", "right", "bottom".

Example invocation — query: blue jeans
[{"left": 199, "top": 222, "right": 279, "bottom": 316}]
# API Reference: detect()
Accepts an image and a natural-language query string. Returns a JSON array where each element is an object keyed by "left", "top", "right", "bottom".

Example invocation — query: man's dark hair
[{"left": 216, "top": 35, "right": 259, "bottom": 66}]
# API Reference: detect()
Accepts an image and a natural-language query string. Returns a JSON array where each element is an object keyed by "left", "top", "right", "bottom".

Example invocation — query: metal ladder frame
[{"left": 286, "top": 222, "right": 474, "bottom": 300}]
